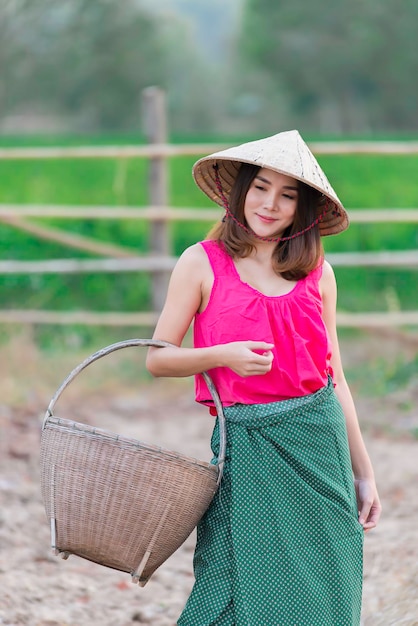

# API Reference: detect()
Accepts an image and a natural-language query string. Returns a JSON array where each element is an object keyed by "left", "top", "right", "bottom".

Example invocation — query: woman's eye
[
  {"left": 255, "top": 185, "right": 265, "bottom": 191},
  {"left": 283, "top": 194, "right": 296, "bottom": 200}
]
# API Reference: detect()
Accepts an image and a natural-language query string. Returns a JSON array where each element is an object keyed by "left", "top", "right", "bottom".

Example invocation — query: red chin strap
[{"left": 213, "top": 164, "right": 328, "bottom": 243}]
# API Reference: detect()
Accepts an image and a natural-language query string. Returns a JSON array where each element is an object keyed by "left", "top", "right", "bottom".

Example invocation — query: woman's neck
[{"left": 250, "top": 241, "right": 277, "bottom": 263}]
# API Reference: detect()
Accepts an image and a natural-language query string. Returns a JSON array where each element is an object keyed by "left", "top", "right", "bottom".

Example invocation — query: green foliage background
[
  {"left": 237, "top": 0, "right": 418, "bottom": 133},
  {"left": 0, "top": 134, "right": 417, "bottom": 348}
]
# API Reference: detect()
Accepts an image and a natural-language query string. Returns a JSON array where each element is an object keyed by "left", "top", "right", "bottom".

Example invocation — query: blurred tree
[
  {"left": 50, "top": 0, "right": 168, "bottom": 130},
  {"left": 235, "top": 0, "right": 418, "bottom": 134},
  {"left": 0, "top": 0, "right": 219, "bottom": 133},
  {"left": 11, "top": 0, "right": 169, "bottom": 130},
  {"left": 0, "top": 0, "right": 36, "bottom": 118}
]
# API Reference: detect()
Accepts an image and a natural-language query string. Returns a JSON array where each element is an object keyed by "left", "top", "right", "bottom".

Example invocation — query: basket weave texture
[{"left": 40, "top": 339, "right": 226, "bottom": 586}]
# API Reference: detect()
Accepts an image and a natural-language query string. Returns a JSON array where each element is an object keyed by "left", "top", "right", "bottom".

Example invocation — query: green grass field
[{"left": 0, "top": 134, "right": 417, "bottom": 347}]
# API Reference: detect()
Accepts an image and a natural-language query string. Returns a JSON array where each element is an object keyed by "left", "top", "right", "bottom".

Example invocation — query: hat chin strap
[{"left": 213, "top": 164, "right": 327, "bottom": 244}]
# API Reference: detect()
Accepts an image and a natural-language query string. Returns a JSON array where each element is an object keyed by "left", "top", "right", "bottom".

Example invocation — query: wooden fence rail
[
  {"left": 0, "top": 205, "right": 418, "bottom": 222},
  {"left": 0, "top": 87, "right": 417, "bottom": 328},
  {"left": 1, "top": 250, "right": 418, "bottom": 276},
  {"left": 1, "top": 141, "right": 418, "bottom": 160},
  {"left": 0, "top": 309, "right": 417, "bottom": 329}
]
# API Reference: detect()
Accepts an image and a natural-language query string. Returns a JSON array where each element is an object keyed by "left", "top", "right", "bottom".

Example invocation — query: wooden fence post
[{"left": 142, "top": 87, "right": 170, "bottom": 313}]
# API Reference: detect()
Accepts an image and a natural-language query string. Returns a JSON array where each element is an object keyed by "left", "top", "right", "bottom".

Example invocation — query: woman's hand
[
  {"left": 220, "top": 341, "right": 274, "bottom": 377},
  {"left": 355, "top": 478, "right": 382, "bottom": 532}
]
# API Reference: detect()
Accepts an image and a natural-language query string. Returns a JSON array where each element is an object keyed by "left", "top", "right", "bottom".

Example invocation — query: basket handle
[{"left": 44, "top": 338, "right": 226, "bottom": 484}]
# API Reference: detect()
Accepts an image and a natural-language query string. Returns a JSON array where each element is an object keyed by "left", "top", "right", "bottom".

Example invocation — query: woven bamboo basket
[{"left": 40, "top": 339, "right": 226, "bottom": 586}]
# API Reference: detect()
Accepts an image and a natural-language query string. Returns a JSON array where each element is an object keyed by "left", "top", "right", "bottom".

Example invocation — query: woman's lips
[{"left": 257, "top": 214, "right": 277, "bottom": 223}]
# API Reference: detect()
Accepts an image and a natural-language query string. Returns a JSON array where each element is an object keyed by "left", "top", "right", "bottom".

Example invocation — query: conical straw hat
[{"left": 193, "top": 130, "right": 348, "bottom": 236}]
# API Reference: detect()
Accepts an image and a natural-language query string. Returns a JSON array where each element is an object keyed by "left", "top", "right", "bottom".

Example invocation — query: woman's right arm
[
  {"left": 146, "top": 244, "right": 222, "bottom": 377},
  {"left": 146, "top": 244, "right": 274, "bottom": 378}
]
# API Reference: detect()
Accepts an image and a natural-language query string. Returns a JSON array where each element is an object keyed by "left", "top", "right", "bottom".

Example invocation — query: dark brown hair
[{"left": 206, "top": 163, "right": 324, "bottom": 280}]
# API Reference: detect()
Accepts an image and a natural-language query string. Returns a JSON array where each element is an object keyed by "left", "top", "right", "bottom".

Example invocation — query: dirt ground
[{"left": 0, "top": 331, "right": 417, "bottom": 626}]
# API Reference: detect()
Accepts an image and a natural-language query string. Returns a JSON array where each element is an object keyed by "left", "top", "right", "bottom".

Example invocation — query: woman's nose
[{"left": 264, "top": 192, "right": 277, "bottom": 210}]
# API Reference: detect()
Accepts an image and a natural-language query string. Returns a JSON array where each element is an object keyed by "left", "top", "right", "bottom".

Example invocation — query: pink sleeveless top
[{"left": 194, "top": 240, "right": 333, "bottom": 407}]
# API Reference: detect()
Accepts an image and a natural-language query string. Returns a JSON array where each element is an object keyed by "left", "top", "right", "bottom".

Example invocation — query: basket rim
[{"left": 43, "top": 414, "right": 218, "bottom": 471}]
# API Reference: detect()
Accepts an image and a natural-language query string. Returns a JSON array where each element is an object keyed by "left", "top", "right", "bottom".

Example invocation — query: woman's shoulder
[
  {"left": 180, "top": 239, "right": 226, "bottom": 265},
  {"left": 178, "top": 241, "right": 205, "bottom": 260},
  {"left": 321, "top": 259, "right": 336, "bottom": 282},
  {"left": 174, "top": 242, "right": 213, "bottom": 277},
  {"left": 309, "top": 257, "right": 335, "bottom": 280},
  {"left": 179, "top": 239, "right": 219, "bottom": 257},
  {"left": 318, "top": 259, "right": 337, "bottom": 300}
]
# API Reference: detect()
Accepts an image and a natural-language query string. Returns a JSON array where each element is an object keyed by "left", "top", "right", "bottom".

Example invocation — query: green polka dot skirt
[{"left": 178, "top": 379, "right": 364, "bottom": 625}]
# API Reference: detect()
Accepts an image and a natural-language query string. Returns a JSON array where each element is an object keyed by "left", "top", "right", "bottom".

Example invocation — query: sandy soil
[{"left": 0, "top": 332, "right": 417, "bottom": 625}]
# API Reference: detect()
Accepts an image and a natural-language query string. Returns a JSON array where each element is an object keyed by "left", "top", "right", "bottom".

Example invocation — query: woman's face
[{"left": 243, "top": 168, "right": 298, "bottom": 239}]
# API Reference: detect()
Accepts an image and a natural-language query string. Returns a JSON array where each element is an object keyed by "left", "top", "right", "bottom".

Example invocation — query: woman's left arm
[{"left": 320, "top": 260, "right": 382, "bottom": 532}]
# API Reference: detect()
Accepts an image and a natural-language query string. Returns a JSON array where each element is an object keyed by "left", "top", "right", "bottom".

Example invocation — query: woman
[{"left": 146, "top": 130, "right": 381, "bottom": 625}]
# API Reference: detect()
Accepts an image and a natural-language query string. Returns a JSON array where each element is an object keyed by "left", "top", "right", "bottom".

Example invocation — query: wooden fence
[{"left": 0, "top": 87, "right": 418, "bottom": 329}]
